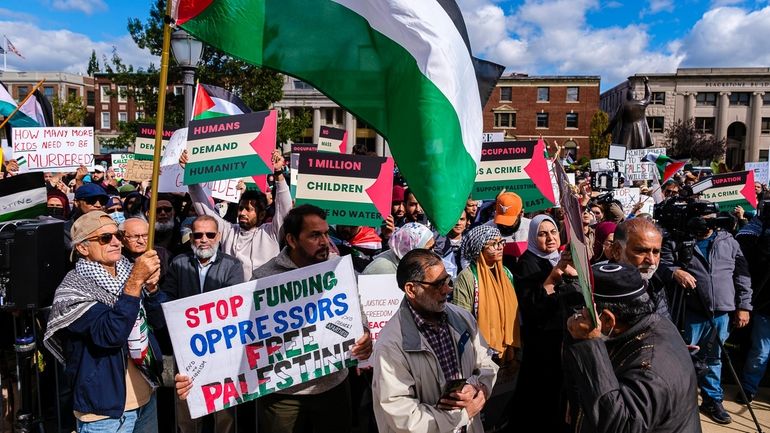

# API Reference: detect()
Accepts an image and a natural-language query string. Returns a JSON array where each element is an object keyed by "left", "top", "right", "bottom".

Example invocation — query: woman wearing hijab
[
  {"left": 453, "top": 225, "right": 520, "bottom": 363},
  {"left": 510, "top": 214, "right": 574, "bottom": 432},
  {"left": 362, "top": 222, "right": 433, "bottom": 274},
  {"left": 591, "top": 221, "right": 617, "bottom": 264}
]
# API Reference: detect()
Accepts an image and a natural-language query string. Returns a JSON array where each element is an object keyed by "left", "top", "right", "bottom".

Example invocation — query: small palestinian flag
[
  {"left": 191, "top": 83, "right": 252, "bottom": 120},
  {"left": 0, "top": 172, "right": 46, "bottom": 221},
  {"left": 644, "top": 153, "right": 688, "bottom": 183}
]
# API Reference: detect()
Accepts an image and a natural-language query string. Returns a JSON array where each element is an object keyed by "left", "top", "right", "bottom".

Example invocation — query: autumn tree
[
  {"left": 664, "top": 119, "right": 726, "bottom": 163},
  {"left": 52, "top": 95, "right": 87, "bottom": 126},
  {"left": 589, "top": 110, "right": 611, "bottom": 159}
]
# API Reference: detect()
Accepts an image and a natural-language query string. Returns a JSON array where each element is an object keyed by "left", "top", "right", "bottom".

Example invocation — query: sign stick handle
[{"left": 0, "top": 78, "right": 46, "bottom": 130}]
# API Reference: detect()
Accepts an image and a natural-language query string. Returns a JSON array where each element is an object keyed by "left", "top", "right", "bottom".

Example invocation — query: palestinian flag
[
  {"left": 192, "top": 83, "right": 252, "bottom": 120},
  {"left": 0, "top": 81, "right": 39, "bottom": 127},
  {"left": 173, "top": 0, "right": 492, "bottom": 233},
  {"left": 0, "top": 173, "right": 47, "bottom": 221},
  {"left": 644, "top": 153, "right": 687, "bottom": 183}
]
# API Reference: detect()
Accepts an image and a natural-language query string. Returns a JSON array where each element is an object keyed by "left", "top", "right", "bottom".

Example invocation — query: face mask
[
  {"left": 47, "top": 206, "right": 66, "bottom": 220},
  {"left": 110, "top": 212, "right": 126, "bottom": 225}
]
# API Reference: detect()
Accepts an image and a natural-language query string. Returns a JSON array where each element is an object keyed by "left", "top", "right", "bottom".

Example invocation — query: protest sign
[
  {"left": 161, "top": 128, "right": 188, "bottom": 167},
  {"left": 11, "top": 127, "right": 94, "bottom": 172},
  {"left": 357, "top": 274, "right": 403, "bottom": 368},
  {"left": 589, "top": 158, "right": 614, "bottom": 172},
  {"left": 110, "top": 153, "right": 135, "bottom": 179},
  {"left": 134, "top": 123, "right": 175, "bottom": 161},
  {"left": 185, "top": 111, "right": 277, "bottom": 185},
  {"left": 0, "top": 172, "right": 47, "bottom": 221},
  {"left": 162, "top": 255, "right": 364, "bottom": 419},
  {"left": 291, "top": 143, "right": 317, "bottom": 153},
  {"left": 622, "top": 148, "right": 666, "bottom": 181},
  {"left": 612, "top": 187, "right": 653, "bottom": 216},
  {"left": 698, "top": 170, "right": 758, "bottom": 211},
  {"left": 745, "top": 162, "right": 769, "bottom": 185},
  {"left": 472, "top": 139, "right": 556, "bottom": 211},
  {"left": 290, "top": 153, "right": 299, "bottom": 199},
  {"left": 318, "top": 126, "right": 347, "bottom": 154},
  {"left": 158, "top": 163, "right": 250, "bottom": 203},
  {"left": 295, "top": 153, "right": 394, "bottom": 226},
  {"left": 124, "top": 159, "right": 154, "bottom": 182},
  {"left": 482, "top": 132, "right": 504, "bottom": 143}
]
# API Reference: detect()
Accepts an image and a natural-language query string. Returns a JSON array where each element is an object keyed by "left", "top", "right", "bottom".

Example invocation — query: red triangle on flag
[
  {"left": 192, "top": 84, "right": 215, "bottom": 119},
  {"left": 176, "top": 0, "right": 213, "bottom": 25},
  {"left": 662, "top": 160, "right": 687, "bottom": 183}
]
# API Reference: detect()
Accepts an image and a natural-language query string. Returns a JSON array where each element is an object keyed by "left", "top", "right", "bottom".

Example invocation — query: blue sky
[{"left": 2, "top": 0, "right": 770, "bottom": 90}]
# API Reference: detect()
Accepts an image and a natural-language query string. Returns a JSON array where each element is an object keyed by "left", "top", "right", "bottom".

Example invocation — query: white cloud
[
  {"left": 0, "top": 8, "right": 37, "bottom": 22},
  {"left": 710, "top": 0, "right": 744, "bottom": 7},
  {"left": 647, "top": 0, "right": 675, "bottom": 14},
  {"left": 51, "top": 0, "right": 107, "bottom": 15},
  {"left": 0, "top": 20, "right": 155, "bottom": 74},
  {"left": 679, "top": 6, "right": 770, "bottom": 66}
]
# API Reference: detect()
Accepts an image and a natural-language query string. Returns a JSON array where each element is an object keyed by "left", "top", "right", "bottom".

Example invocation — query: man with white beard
[
  {"left": 159, "top": 215, "right": 244, "bottom": 433},
  {"left": 610, "top": 218, "right": 671, "bottom": 320}
]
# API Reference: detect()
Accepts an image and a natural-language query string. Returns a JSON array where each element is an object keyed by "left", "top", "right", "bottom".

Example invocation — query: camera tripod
[{"left": 11, "top": 312, "right": 45, "bottom": 433}]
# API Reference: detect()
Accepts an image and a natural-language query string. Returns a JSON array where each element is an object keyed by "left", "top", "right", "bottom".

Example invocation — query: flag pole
[
  {"left": 0, "top": 78, "right": 45, "bottom": 130},
  {"left": 146, "top": 0, "right": 174, "bottom": 250}
]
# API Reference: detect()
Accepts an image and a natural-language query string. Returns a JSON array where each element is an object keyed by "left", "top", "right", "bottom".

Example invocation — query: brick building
[
  {"left": 483, "top": 73, "right": 601, "bottom": 160},
  {"left": 0, "top": 70, "right": 96, "bottom": 126}
]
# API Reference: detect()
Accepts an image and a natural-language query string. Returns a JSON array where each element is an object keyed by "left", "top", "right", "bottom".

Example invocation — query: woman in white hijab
[{"left": 362, "top": 222, "right": 434, "bottom": 274}]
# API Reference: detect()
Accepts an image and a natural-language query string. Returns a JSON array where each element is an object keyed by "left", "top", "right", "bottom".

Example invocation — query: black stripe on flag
[{"left": 0, "top": 172, "right": 45, "bottom": 197}]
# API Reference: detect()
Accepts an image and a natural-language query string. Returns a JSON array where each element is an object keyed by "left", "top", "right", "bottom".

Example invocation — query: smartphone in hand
[{"left": 439, "top": 378, "right": 467, "bottom": 402}]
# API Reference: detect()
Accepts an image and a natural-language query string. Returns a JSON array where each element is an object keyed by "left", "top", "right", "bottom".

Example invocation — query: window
[
  {"left": 695, "top": 117, "right": 715, "bottom": 134},
  {"left": 117, "top": 86, "right": 128, "bottom": 103},
  {"left": 136, "top": 111, "right": 144, "bottom": 120},
  {"left": 324, "top": 108, "right": 343, "bottom": 125},
  {"left": 651, "top": 92, "right": 665, "bottom": 105},
  {"left": 565, "top": 113, "right": 578, "bottom": 128},
  {"left": 764, "top": 93, "right": 770, "bottom": 105},
  {"left": 173, "top": 86, "right": 184, "bottom": 97},
  {"left": 729, "top": 92, "right": 750, "bottom": 106},
  {"left": 647, "top": 116, "right": 664, "bottom": 133},
  {"left": 100, "top": 85, "right": 111, "bottom": 101},
  {"left": 101, "top": 112, "right": 111, "bottom": 130},
  {"left": 494, "top": 112, "right": 516, "bottom": 128},
  {"left": 17, "top": 86, "right": 29, "bottom": 100},
  {"left": 696, "top": 92, "right": 717, "bottom": 106},
  {"left": 68, "top": 88, "right": 78, "bottom": 100},
  {"left": 293, "top": 80, "right": 314, "bottom": 90},
  {"left": 566, "top": 87, "right": 579, "bottom": 102},
  {"left": 537, "top": 87, "right": 550, "bottom": 102},
  {"left": 762, "top": 118, "right": 770, "bottom": 134},
  {"left": 43, "top": 86, "right": 55, "bottom": 99},
  {"left": 500, "top": 87, "right": 512, "bottom": 101},
  {"left": 118, "top": 112, "right": 128, "bottom": 123},
  {"left": 760, "top": 150, "right": 769, "bottom": 162},
  {"left": 86, "top": 90, "right": 95, "bottom": 106},
  {"left": 536, "top": 112, "right": 549, "bottom": 128}
]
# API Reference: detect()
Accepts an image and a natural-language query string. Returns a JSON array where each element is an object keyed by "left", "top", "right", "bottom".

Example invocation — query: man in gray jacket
[{"left": 659, "top": 211, "right": 752, "bottom": 425}]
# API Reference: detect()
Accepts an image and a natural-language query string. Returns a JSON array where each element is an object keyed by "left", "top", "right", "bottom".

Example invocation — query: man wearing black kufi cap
[{"left": 563, "top": 263, "right": 701, "bottom": 433}]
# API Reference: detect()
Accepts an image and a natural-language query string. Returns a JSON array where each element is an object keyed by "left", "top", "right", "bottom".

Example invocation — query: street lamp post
[{"left": 170, "top": 29, "right": 204, "bottom": 127}]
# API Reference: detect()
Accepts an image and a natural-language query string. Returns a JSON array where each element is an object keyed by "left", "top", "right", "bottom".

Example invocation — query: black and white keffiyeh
[{"left": 462, "top": 225, "right": 502, "bottom": 263}]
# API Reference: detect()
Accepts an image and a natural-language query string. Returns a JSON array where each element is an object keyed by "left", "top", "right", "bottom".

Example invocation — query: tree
[
  {"left": 589, "top": 110, "right": 612, "bottom": 159},
  {"left": 52, "top": 95, "right": 87, "bottom": 126},
  {"left": 277, "top": 108, "right": 312, "bottom": 144},
  {"left": 664, "top": 119, "right": 726, "bottom": 163},
  {"left": 87, "top": 50, "right": 100, "bottom": 77}
]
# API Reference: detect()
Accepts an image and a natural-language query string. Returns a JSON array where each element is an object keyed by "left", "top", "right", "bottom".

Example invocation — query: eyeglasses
[
  {"left": 412, "top": 275, "right": 453, "bottom": 290},
  {"left": 85, "top": 231, "right": 124, "bottom": 245},
  {"left": 82, "top": 196, "right": 107, "bottom": 206},
  {"left": 484, "top": 240, "right": 506, "bottom": 250},
  {"left": 105, "top": 207, "right": 123, "bottom": 214},
  {"left": 157, "top": 206, "right": 174, "bottom": 213},
  {"left": 124, "top": 233, "right": 149, "bottom": 242},
  {"left": 192, "top": 232, "right": 217, "bottom": 240}
]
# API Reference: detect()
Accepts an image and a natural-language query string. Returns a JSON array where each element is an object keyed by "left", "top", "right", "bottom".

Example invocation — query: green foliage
[
  {"left": 87, "top": 50, "right": 100, "bottom": 77},
  {"left": 664, "top": 119, "right": 726, "bottom": 163},
  {"left": 277, "top": 108, "right": 312, "bottom": 144},
  {"left": 52, "top": 95, "right": 87, "bottom": 126},
  {"left": 589, "top": 110, "right": 612, "bottom": 159}
]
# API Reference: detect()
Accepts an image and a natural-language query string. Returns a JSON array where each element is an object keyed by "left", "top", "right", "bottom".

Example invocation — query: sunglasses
[
  {"left": 192, "top": 232, "right": 217, "bottom": 240},
  {"left": 85, "top": 231, "right": 124, "bottom": 245},
  {"left": 105, "top": 207, "right": 123, "bottom": 214},
  {"left": 82, "top": 196, "right": 108, "bottom": 206},
  {"left": 157, "top": 206, "right": 174, "bottom": 213},
  {"left": 412, "top": 275, "right": 454, "bottom": 290}
]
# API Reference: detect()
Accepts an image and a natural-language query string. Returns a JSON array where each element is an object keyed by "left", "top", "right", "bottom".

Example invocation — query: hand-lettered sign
[
  {"left": 110, "top": 153, "right": 135, "bottom": 179},
  {"left": 162, "top": 256, "right": 364, "bottom": 419},
  {"left": 356, "top": 274, "right": 403, "bottom": 368},
  {"left": 472, "top": 139, "right": 556, "bottom": 211},
  {"left": 184, "top": 111, "right": 277, "bottom": 185},
  {"left": 295, "top": 152, "right": 394, "bottom": 227},
  {"left": 11, "top": 127, "right": 94, "bottom": 172}
]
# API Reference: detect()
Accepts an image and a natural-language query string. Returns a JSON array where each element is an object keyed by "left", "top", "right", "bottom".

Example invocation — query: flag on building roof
[
  {"left": 192, "top": 83, "right": 252, "bottom": 120},
  {"left": 644, "top": 153, "right": 688, "bottom": 183},
  {"left": 0, "top": 82, "right": 39, "bottom": 127},
  {"left": 0, "top": 46, "right": 5, "bottom": 55},
  {"left": 173, "top": 0, "right": 492, "bottom": 233},
  {"left": 4, "top": 36, "right": 24, "bottom": 59}
]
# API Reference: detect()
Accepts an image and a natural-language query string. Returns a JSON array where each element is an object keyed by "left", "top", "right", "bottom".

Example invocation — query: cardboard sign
[
  {"left": 291, "top": 143, "right": 318, "bottom": 153},
  {"left": 357, "top": 274, "right": 404, "bottom": 368},
  {"left": 11, "top": 127, "right": 94, "bottom": 172},
  {"left": 110, "top": 153, "right": 136, "bottom": 179},
  {"left": 185, "top": 111, "right": 277, "bottom": 184},
  {"left": 161, "top": 127, "right": 188, "bottom": 167},
  {"left": 318, "top": 126, "right": 347, "bottom": 154},
  {"left": 295, "top": 153, "right": 394, "bottom": 227},
  {"left": 622, "top": 148, "right": 666, "bottom": 181},
  {"left": 472, "top": 139, "right": 556, "bottom": 211},
  {"left": 745, "top": 162, "right": 769, "bottom": 185},
  {"left": 124, "top": 159, "right": 154, "bottom": 182},
  {"left": 162, "top": 256, "right": 364, "bottom": 419},
  {"left": 698, "top": 170, "right": 757, "bottom": 211},
  {"left": 134, "top": 123, "right": 175, "bottom": 161}
]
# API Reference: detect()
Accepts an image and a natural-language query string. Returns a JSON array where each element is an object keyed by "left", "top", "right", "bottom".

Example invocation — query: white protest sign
[
  {"left": 111, "top": 153, "right": 135, "bottom": 179},
  {"left": 745, "top": 162, "right": 769, "bottom": 185},
  {"left": 622, "top": 148, "right": 666, "bottom": 181},
  {"left": 162, "top": 255, "right": 364, "bottom": 419},
  {"left": 161, "top": 128, "right": 188, "bottom": 167},
  {"left": 158, "top": 163, "right": 243, "bottom": 202},
  {"left": 612, "top": 187, "right": 653, "bottom": 215},
  {"left": 357, "top": 274, "right": 403, "bottom": 368},
  {"left": 482, "top": 132, "right": 505, "bottom": 143},
  {"left": 1, "top": 139, "right": 11, "bottom": 162},
  {"left": 11, "top": 127, "right": 94, "bottom": 172},
  {"left": 590, "top": 158, "right": 614, "bottom": 172}
]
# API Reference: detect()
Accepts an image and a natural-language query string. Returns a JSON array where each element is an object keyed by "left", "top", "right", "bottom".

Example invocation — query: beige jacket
[{"left": 372, "top": 300, "right": 498, "bottom": 433}]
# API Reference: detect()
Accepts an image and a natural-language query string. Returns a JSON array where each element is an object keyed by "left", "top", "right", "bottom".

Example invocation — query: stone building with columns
[
  {"left": 601, "top": 67, "right": 770, "bottom": 168},
  {"left": 273, "top": 75, "right": 389, "bottom": 156}
]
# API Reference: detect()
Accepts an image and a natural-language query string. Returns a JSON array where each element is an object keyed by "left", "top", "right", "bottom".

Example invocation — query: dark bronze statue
[{"left": 603, "top": 76, "right": 654, "bottom": 149}]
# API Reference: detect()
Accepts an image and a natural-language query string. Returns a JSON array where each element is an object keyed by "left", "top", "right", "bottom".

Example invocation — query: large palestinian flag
[
  {"left": 0, "top": 82, "right": 39, "bottom": 127},
  {"left": 172, "top": 0, "right": 489, "bottom": 233}
]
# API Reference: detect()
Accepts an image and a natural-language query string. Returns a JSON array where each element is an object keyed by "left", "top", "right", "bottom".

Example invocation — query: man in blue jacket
[{"left": 44, "top": 210, "right": 163, "bottom": 433}]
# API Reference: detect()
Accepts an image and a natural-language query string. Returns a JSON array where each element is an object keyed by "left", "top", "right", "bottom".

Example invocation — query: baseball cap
[
  {"left": 70, "top": 211, "right": 118, "bottom": 262},
  {"left": 592, "top": 263, "right": 646, "bottom": 302},
  {"left": 74, "top": 183, "right": 108, "bottom": 200},
  {"left": 93, "top": 165, "right": 106, "bottom": 173},
  {"left": 494, "top": 192, "right": 523, "bottom": 226}
]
